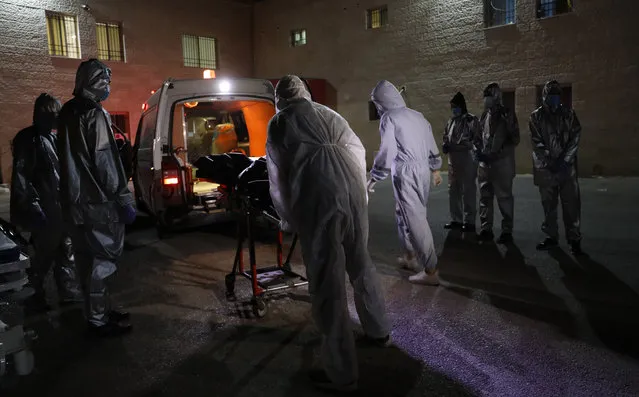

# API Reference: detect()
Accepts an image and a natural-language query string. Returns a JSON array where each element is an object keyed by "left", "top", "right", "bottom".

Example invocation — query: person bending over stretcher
[{"left": 266, "top": 75, "right": 391, "bottom": 393}]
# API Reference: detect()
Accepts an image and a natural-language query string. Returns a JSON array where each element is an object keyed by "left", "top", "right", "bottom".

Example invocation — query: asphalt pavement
[{"left": 1, "top": 175, "right": 639, "bottom": 397}]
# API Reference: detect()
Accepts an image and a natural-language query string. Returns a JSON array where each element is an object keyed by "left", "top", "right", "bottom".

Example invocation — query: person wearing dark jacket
[
  {"left": 10, "top": 93, "right": 82, "bottom": 312},
  {"left": 442, "top": 92, "right": 481, "bottom": 233},
  {"left": 529, "top": 80, "right": 583, "bottom": 255},
  {"left": 57, "top": 59, "right": 136, "bottom": 337},
  {"left": 475, "top": 83, "right": 520, "bottom": 244}
]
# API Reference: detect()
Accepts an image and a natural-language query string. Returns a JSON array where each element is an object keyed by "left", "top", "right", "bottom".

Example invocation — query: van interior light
[
  {"left": 184, "top": 101, "right": 199, "bottom": 108},
  {"left": 219, "top": 80, "right": 231, "bottom": 93},
  {"left": 203, "top": 69, "right": 216, "bottom": 79},
  {"left": 163, "top": 177, "right": 179, "bottom": 185}
]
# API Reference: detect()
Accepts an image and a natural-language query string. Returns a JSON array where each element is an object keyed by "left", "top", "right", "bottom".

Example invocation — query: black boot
[
  {"left": 308, "top": 369, "right": 357, "bottom": 392},
  {"left": 110, "top": 310, "right": 130, "bottom": 322},
  {"left": 88, "top": 321, "right": 132, "bottom": 338},
  {"left": 462, "top": 223, "right": 475, "bottom": 233},
  {"left": 536, "top": 237, "right": 558, "bottom": 251},
  {"left": 570, "top": 240, "right": 584, "bottom": 256},
  {"left": 444, "top": 222, "right": 463, "bottom": 230},
  {"left": 497, "top": 233, "right": 513, "bottom": 244},
  {"left": 477, "top": 230, "right": 494, "bottom": 242}
]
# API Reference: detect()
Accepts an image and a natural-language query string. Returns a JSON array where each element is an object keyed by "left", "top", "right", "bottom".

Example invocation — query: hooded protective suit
[
  {"left": 267, "top": 75, "right": 389, "bottom": 386},
  {"left": 10, "top": 93, "right": 82, "bottom": 307},
  {"left": 475, "top": 83, "right": 520, "bottom": 239},
  {"left": 369, "top": 80, "right": 442, "bottom": 271},
  {"left": 529, "top": 80, "right": 582, "bottom": 245},
  {"left": 443, "top": 92, "right": 480, "bottom": 228},
  {"left": 58, "top": 59, "right": 135, "bottom": 328}
]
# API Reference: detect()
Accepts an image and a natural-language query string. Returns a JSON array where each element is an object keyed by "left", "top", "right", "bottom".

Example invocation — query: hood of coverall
[
  {"left": 33, "top": 92, "right": 62, "bottom": 133},
  {"left": 371, "top": 80, "right": 406, "bottom": 116},
  {"left": 450, "top": 91, "right": 468, "bottom": 114},
  {"left": 483, "top": 82, "right": 503, "bottom": 109},
  {"left": 542, "top": 80, "right": 562, "bottom": 110},
  {"left": 72, "top": 58, "right": 112, "bottom": 103},
  {"left": 274, "top": 75, "right": 312, "bottom": 111}
]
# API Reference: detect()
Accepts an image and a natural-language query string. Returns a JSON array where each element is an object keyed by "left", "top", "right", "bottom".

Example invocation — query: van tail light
[{"left": 162, "top": 168, "right": 180, "bottom": 186}]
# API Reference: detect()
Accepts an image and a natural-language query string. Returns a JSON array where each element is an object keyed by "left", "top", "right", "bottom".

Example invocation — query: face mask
[
  {"left": 546, "top": 94, "right": 561, "bottom": 110},
  {"left": 99, "top": 84, "right": 111, "bottom": 102},
  {"left": 484, "top": 97, "right": 495, "bottom": 110},
  {"left": 452, "top": 107, "right": 462, "bottom": 117}
]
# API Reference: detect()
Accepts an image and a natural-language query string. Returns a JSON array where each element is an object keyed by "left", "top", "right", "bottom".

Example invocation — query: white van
[{"left": 132, "top": 77, "right": 276, "bottom": 234}]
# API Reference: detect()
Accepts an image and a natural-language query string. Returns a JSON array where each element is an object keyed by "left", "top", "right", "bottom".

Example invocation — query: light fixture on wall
[{"left": 81, "top": 4, "right": 91, "bottom": 11}]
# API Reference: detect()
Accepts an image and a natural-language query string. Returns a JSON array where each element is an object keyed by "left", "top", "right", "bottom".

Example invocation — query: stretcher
[
  {"left": 195, "top": 153, "right": 309, "bottom": 317},
  {"left": 224, "top": 192, "right": 308, "bottom": 318}
]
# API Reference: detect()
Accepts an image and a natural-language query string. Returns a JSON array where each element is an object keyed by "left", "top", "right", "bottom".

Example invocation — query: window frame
[
  {"left": 182, "top": 34, "right": 219, "bottom": 69},
  {"left": 366, "top": 5, "right": 389, "bottom": 30},
  {"left": 536, "top": 0, "right": 574, "bottom": 19},
  {"left": 501, "top": 89, "right": 516, "bottom": 113},
  {"left": 290, "top": 29, "right": 307, "bottom": 47},
  {"left": 484, "top": 0, "right": 517, "bottom": 28},
  {"left": 45, "top": 11, "right": 81, "bottom": 59},
  {"left": 96, "top": 21, "right": 125, "bottom": 62}
]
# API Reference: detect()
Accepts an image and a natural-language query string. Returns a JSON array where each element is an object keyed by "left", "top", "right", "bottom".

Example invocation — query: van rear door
[{"left": 133, "top": 104, "right": 159, "bottom": 214}]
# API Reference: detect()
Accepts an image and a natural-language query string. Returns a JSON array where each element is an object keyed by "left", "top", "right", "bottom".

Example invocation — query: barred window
[
  {"left": 537, "top": 0, "right": 574, "bottom": 18},
  {"left": 96, "top": 22, "right": 124, "bottom": 61},
  {"left": 366, "top": 6, "right": 388, "bottom": 29},
  {"left": 291, "top": 29, "right": 307, "bottom": 47},
  {"left": 45, "top": 12, "right": 80, "bottom": 58},
  {"left": 485, "top": 0, "right": 516, "bottom": 27},
  {"left": 182, "top": 34, "right": 218, "bottom": 69}
]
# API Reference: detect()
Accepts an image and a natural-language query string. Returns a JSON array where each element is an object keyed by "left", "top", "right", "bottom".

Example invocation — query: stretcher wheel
[
  {"left": 252, "top": 297, "right": 267, "bottom": 318},
  {"left": 225, "top": 274, "right": 236, "bottom": 301}
]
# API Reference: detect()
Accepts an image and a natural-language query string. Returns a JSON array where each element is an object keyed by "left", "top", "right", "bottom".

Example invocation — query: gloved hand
[
  {"left": 119, "top": 205, "right": 137, "bottom": 225},
  {"left": 442, "top": 143, "right": 450, "bottom": 155},
  {"left": 432, "top": 170, "right": 443, "bottom": 187},
  {"left": 31, "top": 209, "right": 47, "bottom": 228},
  {"left": 557, "top": 160, "right": 571, "bottom": 174},
  {"left": 367, "top": 179, "right": 377, "bottom": 193},
  {"left": 477, "top": 152, "right": 497, "bottom": 164},
  {"left": 279, "top": 219, "right": 294, "bottom": 233}
]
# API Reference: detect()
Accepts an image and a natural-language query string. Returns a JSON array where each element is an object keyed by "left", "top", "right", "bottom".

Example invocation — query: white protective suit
[
  {"left": 369, "top": 81, "right": 443, "bottom": 272},
  {"left": 266, "top": 75, "right": 390, "bottom": 386}
]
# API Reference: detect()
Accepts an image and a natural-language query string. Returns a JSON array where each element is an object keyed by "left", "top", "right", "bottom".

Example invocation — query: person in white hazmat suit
[
  {"left": 266, "top": 75, "right": 390, "bottom": 392},
  {"left": 367, "top": 80, "right": 443, "bottom": 286}
]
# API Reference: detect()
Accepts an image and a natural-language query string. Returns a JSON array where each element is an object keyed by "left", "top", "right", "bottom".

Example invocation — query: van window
[{"left": 137, "top": 105, "right": 158, "bottom": 149}]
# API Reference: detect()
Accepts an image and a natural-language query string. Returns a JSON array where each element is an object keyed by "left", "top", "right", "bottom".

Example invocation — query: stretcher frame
[{"left": 224, "top": 196, "right": 308, "bottom": 318}]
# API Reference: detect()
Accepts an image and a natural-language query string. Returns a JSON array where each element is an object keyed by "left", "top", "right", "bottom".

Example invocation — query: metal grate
[
  {"left": 367, "top": 6, "right": 388, "bottom": 29},
  {"left": 291, "top": 29, "right": 307, "bottom": 47},
  {"left": 485, "top": 0, "right": 516, "bottom": 27},
  {"left": 182, "top": 35, "right": 218, "bottom": 69},
  {"left": 537, "top": 0, "right": 573, "bottom": 18},
  {"left": 45, "top": 12, "right": 80, "bottom": 58},
  {"left": 96, "top": 22, "right": 124, "bottom": 61}
]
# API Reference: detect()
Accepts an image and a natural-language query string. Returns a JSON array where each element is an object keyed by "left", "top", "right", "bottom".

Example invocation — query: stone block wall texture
[
  {"left": 0, "top": 0, "right": 253, "bottom": 182},
  {"left": 253, "top": 0, "right": 639, "bottom": 176}
]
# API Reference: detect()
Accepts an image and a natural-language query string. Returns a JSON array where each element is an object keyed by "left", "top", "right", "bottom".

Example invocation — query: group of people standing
[
  {"left": 266, "top": 76, "right": 583, "bottom": 392},
  {"left": 11, "top": 59, "right": 135, "bottom": 338},
  {"left": 442, "top": 80, "right": 582, "bottom": 255}
]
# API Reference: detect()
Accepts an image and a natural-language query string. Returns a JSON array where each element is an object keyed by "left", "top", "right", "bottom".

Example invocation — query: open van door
[{"left": 133, "top": 103, "right": 159, "bottom": 215}]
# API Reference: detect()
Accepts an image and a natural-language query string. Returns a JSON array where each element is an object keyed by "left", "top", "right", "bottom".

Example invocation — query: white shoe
[{"left": 408, "top": 270, "right": 441, "bottom": 286}]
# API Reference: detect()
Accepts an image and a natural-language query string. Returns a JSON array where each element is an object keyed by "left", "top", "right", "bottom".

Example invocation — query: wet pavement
[{"left": 1, "top": 175, "right": 639, "bottom": 396}]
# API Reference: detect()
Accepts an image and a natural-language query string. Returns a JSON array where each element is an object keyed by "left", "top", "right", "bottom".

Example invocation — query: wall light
[{"left": 203, "top": 69, "right": 216, "bottom": 79}]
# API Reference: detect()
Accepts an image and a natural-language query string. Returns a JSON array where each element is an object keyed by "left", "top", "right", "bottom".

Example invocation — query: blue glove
[
  {"left": 119, "top": 205, "right": 137, "bottom": 225},
  {"left": 31, "top": 209, "right": 47, "bottom": 228}
]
